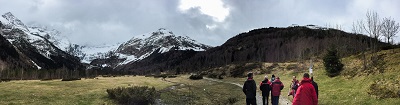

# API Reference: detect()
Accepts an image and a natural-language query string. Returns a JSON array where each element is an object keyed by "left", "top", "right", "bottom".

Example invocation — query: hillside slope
[
  {"left": 259, "top": 48, "right": 400, "bottom": 105},
  {"left": 206, "top": 48, "right": 400, "bottom": 105},
  {"left": 123, "top": 26, "right": 390, "bottom": 74},
  {"left": 0, "top": 33, "right": 36, "bottom": 70}
]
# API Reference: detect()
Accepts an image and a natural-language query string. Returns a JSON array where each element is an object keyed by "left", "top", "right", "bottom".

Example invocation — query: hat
[
  {"left": 247, "top": 72, "right": 253, "bottom": 77},
  {"left": 303, "top": 73, "right": 310, "bottom": 78}
]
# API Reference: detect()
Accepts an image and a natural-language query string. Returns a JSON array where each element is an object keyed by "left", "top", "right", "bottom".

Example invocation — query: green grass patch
[
  {"left": 161, "top": 75, "right": 246, "bottom": 105},
  {"left": 0, "top": 76, "right": 173, "bottom": 105},
  {"left": 107, "top": 86, "right": 158, "bottom": 104}
]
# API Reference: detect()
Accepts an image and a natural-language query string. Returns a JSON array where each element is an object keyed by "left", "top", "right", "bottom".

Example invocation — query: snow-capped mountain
[
  {"left": 80, "top": 43, "right": 121, "bottom": 63},
  {"left": 115, "top": 28, "right": 212, "bottom": 65},
  {"left": 1, "top": 12, "right": 72, "bottom": 58},
  {"left": 0, "top": 12, "right": 82, "bottom": 70}
]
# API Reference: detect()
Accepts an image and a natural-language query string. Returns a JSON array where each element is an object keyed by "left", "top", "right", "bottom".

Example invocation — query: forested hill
[{"left": 120, "top": 26, "right": 392, "bottom": 74}]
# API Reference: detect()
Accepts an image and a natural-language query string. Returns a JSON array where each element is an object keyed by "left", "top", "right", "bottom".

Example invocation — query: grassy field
[
  {"left": 160, "top": 75, "right": 246, "bottom": 104},
  {"left": 0, "top": 76, "right": 173, "bottom": 105},
  {"left": 223, "top": 48, "right": 400, "bottom": 105},
  {"left": 1, "top": 49, "right": 400, "bottom": 105},
  {"left": 0, "top": 75, "right": 247, "bottom": 105}
]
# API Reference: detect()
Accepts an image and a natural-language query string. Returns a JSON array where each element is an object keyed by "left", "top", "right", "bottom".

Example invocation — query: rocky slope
[
  {"left": 89, "top": 28, "right": 212, "bottom": 69},
  {"left": 0, "top": 12, "right": 83, "bottom": 70}
]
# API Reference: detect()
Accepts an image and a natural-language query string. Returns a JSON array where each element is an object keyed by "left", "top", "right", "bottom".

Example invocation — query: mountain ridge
[
  {"left": 116, "top": 26, "right": 392, "bottom": 74},
  {"left": 0, "top": 12, "right": 83, "bottom": 70},
  {"left": 88, "top": 28, "right": 212, "bottom": 69}
]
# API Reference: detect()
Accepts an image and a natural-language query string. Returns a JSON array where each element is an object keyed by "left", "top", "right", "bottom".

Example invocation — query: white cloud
[
  {"left": 206, "top": 24, "right": 217, "bottom": 30},
  {"left": 178, "top": 0, "right": 229, "bottom": 22}
]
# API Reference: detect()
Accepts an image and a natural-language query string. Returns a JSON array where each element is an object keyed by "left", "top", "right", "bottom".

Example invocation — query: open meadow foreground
[
  {"left": 1, "top": 48, "right": 400, "bottom": 104},
  {"left": 1, "top": 0, "right": 400, "bottom": 105}
]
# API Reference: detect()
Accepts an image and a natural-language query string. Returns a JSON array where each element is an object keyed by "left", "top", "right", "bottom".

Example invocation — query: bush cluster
[
  {"left": 189, "top": 74, "right": 203, "bottom": 80},
  {"left": 230, "top": 63, "right": 260, "bottom": 78},
  {"left": 285, "top": 64, "right": 298, "bottom": 70},
  {"left": 145, "top": 74, "right": 178, "bottom": 78},
  {"left": 106, "top": 86, "right": 158, "bottom": 105},
  {"left": 368, "top": 79, "right": 400, "bottom": 99},
  {"left": 0, "top": 79, "right": 11, "bottom": 82},
  {"left": 227, "top": 97, "right": 238, "bottom": 104},
  {"left": 61, "top": 78, "right": 81, "bottom": 81},
  {"left": 206, "top": 72, "right": 224, "bottom": 79}
]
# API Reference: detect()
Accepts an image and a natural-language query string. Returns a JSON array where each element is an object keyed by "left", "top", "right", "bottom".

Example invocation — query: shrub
[
  {"left": 189, "top": 74, "right": 203, "bottom": 80},
  {"left": 167, "top": 75, "right": 177, "bottom": 78},
  {"left": 106, "top": 86, "right": 158, "bottom": 105},
  {"left": 153, "top": 74, "right": 177, "bottom": 78},
  {"left": 144, "top": 75, "right": 154, "bottom": 77},
  {"left": 230, "top": 66, "right": 246, "bottom": 78},
  {"left": 207, "top": 72, "right": 218, "bottom": 78},
  {"left": 61, "top": 78, "right": 81, "bottom": 81},
  {"left": 323, "top": 47, "right": 344, "bottom": 77},
  {"left": 368, "top": 79, "right": 400, "bottom": 99},
  {"left": 40, "top": 78, "right": 55, "bottom": 81},
  {"left": 286, "top": 64, "right": 298, "bottom": 70},
  {"left": 230, "top": 63, "right": 260, "bottom": 78},
  {"left": 0, "top": 79, "right": 11, "bottom": 82},
  {"left": 259, "top": 63, "right": 279, "bottom": 74},
  {"left": 227, "top": 97, "right": 238, "bottom": 104}
]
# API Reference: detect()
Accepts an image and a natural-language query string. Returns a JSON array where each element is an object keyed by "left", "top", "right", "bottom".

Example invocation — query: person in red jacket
[
  {"left": 292, "top": 73, "right": 318, "bottom": 105},
  {"left": 271, "top": 77, "right": 284, "bottom": 105}
]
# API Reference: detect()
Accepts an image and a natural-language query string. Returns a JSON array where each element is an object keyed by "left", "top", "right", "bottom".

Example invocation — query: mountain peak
[
  {"left": 1, "top": 12, "right": 29, "bottom": 32},
  {"left": 115, "top": 28, "right": 212, "bottom": 65},
  {"left": 151, "top": 28, "right": 174, "bottom": 37}
]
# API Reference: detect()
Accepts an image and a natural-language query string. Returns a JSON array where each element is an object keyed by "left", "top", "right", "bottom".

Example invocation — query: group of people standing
[{"left": 242, "top": 72, "right": 318, "bottom": 105}]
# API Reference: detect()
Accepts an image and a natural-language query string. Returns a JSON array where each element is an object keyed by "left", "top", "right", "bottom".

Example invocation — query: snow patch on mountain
[
  {"left": 28, "top": 24, "right": 71, "bottom": 50},
  {"left": 1, "top": 12, "right": 73, "bottom": 59},
  {"left": 115, "top": 28, "right": 212, "bottom": 65},
  {"left": 1, "top": 12, "right": 29, "bottom": 32},
  {"left": 80, "top": 43, "right": 120, "bottom": 63},
  {"left": 31, "top": 60, "right": 42, "bottom": 70}
]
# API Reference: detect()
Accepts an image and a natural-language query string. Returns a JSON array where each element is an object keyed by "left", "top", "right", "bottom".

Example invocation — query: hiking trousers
[
  {"left": 262, "top": 95, "right": 269, "bottom": 105},
  {"left": 246, "top": 98, "right": 257, "bottom": 105},
  {"left": 272, "top": 96, "right": 279, "bottom": 105}
]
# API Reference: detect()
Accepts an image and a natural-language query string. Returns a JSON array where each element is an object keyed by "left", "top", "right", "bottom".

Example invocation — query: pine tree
[{"left": 323, "top": 47, "right": 344, "bottom": 77}]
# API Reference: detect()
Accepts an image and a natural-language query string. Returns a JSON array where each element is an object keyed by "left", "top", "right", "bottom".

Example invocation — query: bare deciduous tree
[
  {"left": 363, "top": 11, "right": 382, "bottom": 40},
  {"left": 381, "top": 17, "right": 400, "bottom": 44},
  {"left": 352, "top": 20, "right": 368, "bottom": 70},
  {"left": 352, "top": 20, "right": 364, "bottom": 35}
]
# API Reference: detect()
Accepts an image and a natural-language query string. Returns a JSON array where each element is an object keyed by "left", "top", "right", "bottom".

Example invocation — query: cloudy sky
[{"left": 0, "top": 0, "right": 399, "bottom": 46}]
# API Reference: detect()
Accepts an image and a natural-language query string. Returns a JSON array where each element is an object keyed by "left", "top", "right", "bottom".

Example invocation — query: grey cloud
[{"left": 0, "top": 0, "right": 399, "bottom": 46}]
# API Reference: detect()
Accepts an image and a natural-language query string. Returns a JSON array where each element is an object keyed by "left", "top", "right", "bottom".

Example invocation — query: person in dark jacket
[
  {"left": 288, "top": 76, "right": 299, "bottom": 98},
  {"left": 271, "top": 77, "right": 284, "bottom": 105},
  {"left": 311, "top": 76, "right": 319, "bottom": 98},
  {"left": 271, "top": 74, "right": 276, "bottom": 83},
  {"left": 292, "top": 73, "right": 318, "bottom": 105},
  {"left": 243, "top": 72, "right": 257, "bottom": 105},
  {"left": 260, "top": 75, "right": 271, "bottom": 105}
]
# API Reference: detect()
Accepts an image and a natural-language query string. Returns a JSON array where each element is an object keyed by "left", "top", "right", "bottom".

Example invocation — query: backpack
[
  {"left": 292, "top": 80, "right": 299, "bottom": 90},
  {"left": 260, "top": 81, "right": 271, "bottom": 91}
]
